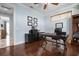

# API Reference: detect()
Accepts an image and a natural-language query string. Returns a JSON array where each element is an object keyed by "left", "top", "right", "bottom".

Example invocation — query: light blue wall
[
  {"left": 15, "top": 4, "right": 52, "bottom": 43},
  {"left": 43, "top": 16, "right": 53, "bottom": 33}
]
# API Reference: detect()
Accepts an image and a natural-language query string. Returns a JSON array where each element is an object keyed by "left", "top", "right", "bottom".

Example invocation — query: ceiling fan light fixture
[
  {"left": 51, "top": 3, "right": 59, "bottom": 5},
  {"left": 43, "top": 4, "right": 47, "bottom": 9},
  {"left": 29, "top": 6, "right": 33, "bottom": 8}
]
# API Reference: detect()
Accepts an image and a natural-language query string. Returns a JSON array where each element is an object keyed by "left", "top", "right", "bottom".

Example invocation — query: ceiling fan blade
[
  {"left": 34, "top": 3, "right": 39, "bottom": 4},
  {"left": 51, "top": 3, "right": 59, "bottom": 5},
  {"left": 43, "top": 4, "right": 47, "bottom": 9}
]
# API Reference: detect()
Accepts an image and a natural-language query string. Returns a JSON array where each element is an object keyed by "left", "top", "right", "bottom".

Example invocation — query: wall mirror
[{"left": 55, "top": 22, "right": 63, "bottom": 28}]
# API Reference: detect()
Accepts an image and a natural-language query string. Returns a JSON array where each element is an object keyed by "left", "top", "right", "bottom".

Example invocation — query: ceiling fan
[
  {"left": 34, "top": 3, "right": 59, "bottom": 10},
  {"left": 44, "top": 3, "right": 59, "bottom": 10}
]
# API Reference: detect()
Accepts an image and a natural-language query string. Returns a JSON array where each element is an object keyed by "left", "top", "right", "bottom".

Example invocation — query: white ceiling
[
  {"left": 0, "top": 3, "right": 75, "bottom": 16},
  {"left": 23, "top": 3, "right": 74, "bottom": 16},
  {"left": 0, "top": 3, "right": 13, "bottom": 15}
]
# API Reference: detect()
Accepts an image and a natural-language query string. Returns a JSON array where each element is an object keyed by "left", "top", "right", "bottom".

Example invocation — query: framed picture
[
  {"left": 27, "top": 16, "right": 38, "bottom": 27},
  {"left": 27, "top": 22, "right": 32, "bottom": 26},
  {"left": 27, "top": 16, "right": 32, "bottom": 21},
  {"left": 55, "top": 22, "right": 63, "bottom": 28},
  {"left": 27, "top": 16, "right": 32, "bottom": 26},
  {"left": 34, "top": 18, "right": 38, "bottom": 22},
  {"left": 33, "top": 18, "right": 38, "bottom": 27}
]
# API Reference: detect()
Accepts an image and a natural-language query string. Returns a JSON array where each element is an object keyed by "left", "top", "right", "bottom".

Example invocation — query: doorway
[
  {"left": 0, "top": 3, "right": 15, "bottom": 49},
  {"left": 0, "top": 16, "right": 10, "bottom": 48}
]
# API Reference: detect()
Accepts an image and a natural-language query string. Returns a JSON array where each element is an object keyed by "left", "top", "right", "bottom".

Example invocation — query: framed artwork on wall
[
  {"left": 27, "top": 16, "right": 38, "bottom": 27},
  {"left": 27, "top": 16, "right": 32, "bottom": 21},
  {"left": 27, "top": 16, "right": 32, "bottom": 26},
  {"left": 27, "top": 22, "right": 32, "bottom": 26},
  {"left": 55, "top": 22, "right": 63, "bottom": 28},
  {"left": 33, "top": 17, "right": 38, "bottom": 27}
]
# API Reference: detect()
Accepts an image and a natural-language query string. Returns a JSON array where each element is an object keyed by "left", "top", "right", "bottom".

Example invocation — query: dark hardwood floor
[{"left": 0, "top": 39, "right": 79, "bottom": 56}]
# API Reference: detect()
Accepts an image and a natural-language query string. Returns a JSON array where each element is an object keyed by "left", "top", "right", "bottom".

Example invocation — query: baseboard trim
[{"left": 14, "top": 41, "right": 25, "bottom": 46}]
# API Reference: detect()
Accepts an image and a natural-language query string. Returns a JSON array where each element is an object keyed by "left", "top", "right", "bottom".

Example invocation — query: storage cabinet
[{"left": 25, "top": 29, "right": 40, "bottom": 43}]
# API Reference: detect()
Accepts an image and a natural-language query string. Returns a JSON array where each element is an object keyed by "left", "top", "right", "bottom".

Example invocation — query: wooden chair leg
[
  {"left": 63, "top": 39, "right": 67, "bottom": 50},
  {"left": 76, "top": 38, "right": 78, "bottom": 43},
  {"left": 41, "top": 38, "right": 47, "bottom": 49},
  {"left": 56, "top": 39, "right": 58, "bottom": 47}
]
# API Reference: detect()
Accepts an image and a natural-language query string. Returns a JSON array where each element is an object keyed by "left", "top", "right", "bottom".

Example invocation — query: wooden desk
[{"left": 39, "top": 32, "right": 68, "bottom": 47}]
